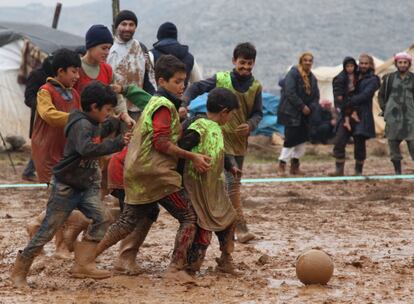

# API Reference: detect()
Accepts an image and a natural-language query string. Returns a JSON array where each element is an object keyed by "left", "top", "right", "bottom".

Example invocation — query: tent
[
  {"left": 188, "top": 92, "right": 284, "bottom": 136},
  {"left": 312, "top": 56, "right": 385, "bottom": 136},
  {"left": 0, "top": 21, "right": 83, "bottom": 142}
]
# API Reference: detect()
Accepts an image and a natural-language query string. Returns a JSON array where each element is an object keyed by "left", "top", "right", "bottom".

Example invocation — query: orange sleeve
[{"left": 36, "top": 89, "right": 69, "bottom": 127}]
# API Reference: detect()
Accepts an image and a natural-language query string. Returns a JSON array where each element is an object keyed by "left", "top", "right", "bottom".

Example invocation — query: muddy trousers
[
  {"left": 224, "top": 155, "right": 245, "bottom": 222},
  {"left": 187, "top": 223, "right": 235, "bottom": 271},
  {"left": 21, "top": 180, "right": 110, "bottom": 260},
  {"left": 388, "top": 139, "right": 414, "bottom": 161},
  {"left": 98, "top": 189, "right": 197, "bottom": 270},
  {"left": 333, "top": 125, "right": 367, "bottom": 161}
]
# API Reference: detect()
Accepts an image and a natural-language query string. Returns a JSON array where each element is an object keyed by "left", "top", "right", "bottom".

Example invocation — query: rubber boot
[
  {"left": 235, "top": 220, "right": 255, "bottom": 243},
  {"left": 392, "top": 160, "right": 402, "bottom": 175},
  {"left": 355, "top": 161, "right": 364, "bottom": 176},
  {"left": 228, "top": 179, "right": 255, "bottom": 244},
  {"left": 290, "top": 158, "right": 305, "bottom": 176},
  {"left": 329, "top": 162, "right": 345, "bottom": 176},
  {"left": 10, "top": 251, "right": 34, "bottom": 288},
  {"left": 215, "top": 253, "right": 239, "bottom": 275},
  {"left": 26, "top": 218, "right": 45, "bottom": 256},
  {"left": 62, "top": 210, "right": 91, "bottom": 252},
  {"left": 278, "top": 161, "right": 287, "bottom": 176},
  {"left": 113, "top": 218, "right": 154, "bottom": 275},
  {"left": 53, "top": 228, "right": 72, "bottom": 259},
  {"left": 70, "top": 241, "right": 111, "bottom": 279}
]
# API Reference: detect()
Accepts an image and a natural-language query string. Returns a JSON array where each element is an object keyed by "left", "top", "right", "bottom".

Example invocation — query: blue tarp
[{"left": 188, "top": 92, "right": 284, "bottom": 137}]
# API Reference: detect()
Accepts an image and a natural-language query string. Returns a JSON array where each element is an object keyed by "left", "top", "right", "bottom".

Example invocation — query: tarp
[
  {"left": 0, "top": 22, "right": 83, "bottom": 54},
  {"left": 188, "top": 92, "right": 284, "bottom": 137}
]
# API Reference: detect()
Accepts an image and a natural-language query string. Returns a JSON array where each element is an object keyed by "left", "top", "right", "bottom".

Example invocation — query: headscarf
[
  {"left": 297, "top": 52, "right": 313, "bottom": 95},
  {"left": 394, "top": 52, "right": 412, "bottom": 64}
]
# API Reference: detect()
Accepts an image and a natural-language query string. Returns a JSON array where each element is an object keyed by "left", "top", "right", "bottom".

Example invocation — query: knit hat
[
  {"left": 114, "top": 10, "right": 138, "bottom": 29},
  {"left": 85, "top": 25, "right": 113, "bottom": 50},
  {"left": 157, "top": 22, "right": 178, "bottom": 40}
]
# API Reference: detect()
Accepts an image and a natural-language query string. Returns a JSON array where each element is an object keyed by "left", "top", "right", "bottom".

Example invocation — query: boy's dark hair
[
  {"left": 233, "top": 42, "right": 256, "bottom": 60},
  {"left": 155, "top": 54, "right": 186, "bottom": 82},
  {"left": 207, "top": 88, "right": 239, "bottom": 113},
  {"left": 81, "top": 81, "right": 117, "bottom": 111},
  {"left": 51, "top": 48, "right": 81, "bottom": 76}
]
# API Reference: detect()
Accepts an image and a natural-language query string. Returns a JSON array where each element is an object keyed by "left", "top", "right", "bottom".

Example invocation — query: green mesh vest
[
  {"left": 183, "top": 118, "right": 236, "bottom": 230},
  {"left": 216, "top": 71, "right": 261, "bottom": 155},
  {"left": 124, "top": 96, "right": 182, "bottom": 204}
]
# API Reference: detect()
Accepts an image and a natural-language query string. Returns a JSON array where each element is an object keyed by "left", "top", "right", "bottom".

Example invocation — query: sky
[{"left": 0, "top": 0, "right": 96, "bottom": 7}]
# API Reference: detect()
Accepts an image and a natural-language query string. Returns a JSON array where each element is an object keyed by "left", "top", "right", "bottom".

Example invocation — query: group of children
[{"left": 10, "top": 20, "right": 263, "bottom": 287}]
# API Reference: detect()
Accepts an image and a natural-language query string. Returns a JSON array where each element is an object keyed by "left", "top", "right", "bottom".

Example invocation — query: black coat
[
  {"left": 309, "top": 103, "right": 334, "bottom": 144},
  {"left": 151, "top": 38, "right": 194, "bottom": 88},
  {"left": 344, "top": 70, "right": 380, "bottom": 138},
  {"left": 277, "top": 66, "right": 319, "bottom": 127}
]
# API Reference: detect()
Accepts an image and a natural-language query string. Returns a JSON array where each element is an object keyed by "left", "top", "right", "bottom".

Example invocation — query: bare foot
[
  {"left": 351, "top": 111, "right": 360, "bottom": 122},
  {"left": 343, "top": 120, "right": 351, "bottom": 132}
]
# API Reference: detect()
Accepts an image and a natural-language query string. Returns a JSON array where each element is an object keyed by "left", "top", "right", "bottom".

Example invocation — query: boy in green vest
[
  {"left": 178, "top": 88, "right": 240, "bottom": 274},
  {"left": 184, "top": 42, "right": 263, "bottom": 243},
  {"left": 93, "top": 55, "right": 211, "bottom": 283}
]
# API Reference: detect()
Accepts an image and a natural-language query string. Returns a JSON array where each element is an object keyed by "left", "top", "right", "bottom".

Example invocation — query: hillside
[{"left": 1, "top": 0, "right": 414, "bottom": 92}]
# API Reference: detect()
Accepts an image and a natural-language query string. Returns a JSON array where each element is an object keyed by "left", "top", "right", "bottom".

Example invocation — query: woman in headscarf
[{"left": 277, "top": 52, "right": 320, "bottom": 175}]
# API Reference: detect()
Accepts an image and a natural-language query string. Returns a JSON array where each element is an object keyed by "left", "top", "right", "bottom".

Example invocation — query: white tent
[
  {"left": 0, "top": 22, "right": 83, "bottom": 142},
  {"left": 312, "top": 56, "right": 385, "bottom": 135}
]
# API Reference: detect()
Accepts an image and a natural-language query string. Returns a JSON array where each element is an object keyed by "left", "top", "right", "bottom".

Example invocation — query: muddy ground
[{"left": 1, "top": 139, "right": 414, "bottom": 304}]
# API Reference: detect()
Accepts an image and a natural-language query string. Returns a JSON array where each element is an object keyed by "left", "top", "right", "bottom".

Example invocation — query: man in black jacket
[{"left": 331, "top": 54, "right": 380, "bottom": 176}]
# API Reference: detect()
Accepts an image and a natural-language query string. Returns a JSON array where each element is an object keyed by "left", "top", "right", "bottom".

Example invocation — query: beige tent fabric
[{"left": 311, "top": 56, "right": 385, "bottom": 136}]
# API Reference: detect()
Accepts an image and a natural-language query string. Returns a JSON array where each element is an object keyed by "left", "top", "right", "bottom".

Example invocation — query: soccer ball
[{"left": 296, "top": 249, "right": 334, "bottom": 285}]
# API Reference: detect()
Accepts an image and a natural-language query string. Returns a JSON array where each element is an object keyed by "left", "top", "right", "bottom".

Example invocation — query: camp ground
[{"left": 1, "top": 5, "right": 414, "bottom": 303}]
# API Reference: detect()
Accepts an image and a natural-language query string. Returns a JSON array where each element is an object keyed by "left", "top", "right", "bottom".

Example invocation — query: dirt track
[{"left": 1, "top": 141, "right": 414, "bottom": 303}]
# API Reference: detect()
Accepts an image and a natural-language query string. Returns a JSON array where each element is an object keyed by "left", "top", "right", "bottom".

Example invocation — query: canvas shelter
[{"left": 0, "top": 21, "right": 83, "bottom": 142}]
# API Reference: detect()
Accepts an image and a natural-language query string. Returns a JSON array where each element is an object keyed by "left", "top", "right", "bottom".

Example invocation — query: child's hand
[
  {"left": 230, "top": 166, "right": 242, "bottom": 178},
  {"left": 122, "top": 131, "right": 132, "bottom": 145},
  {"left": 191, "top": 153, "right": 212, "bottom": 173},
  {"left": 235, "top": 123, "right": 250, "bottom": 136},
  {"left": 110, "top": 84, "right": 123, "bottom": 94},
  {"left": 337, "top": 96, "right": 343, "bottom": 101},
  {"left": 302, "top": 105, "right": 311, "bottom": 116},
  {"left": 178, "top": 106, "right": 188, "bottom": 120},
  {"left": 120, "top": 113, "right": 136, "bottom": 129}
]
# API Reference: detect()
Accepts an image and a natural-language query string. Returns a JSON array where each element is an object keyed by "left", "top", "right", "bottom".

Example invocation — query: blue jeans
[{"left": 21, "top": 178, "right": 110, "bottom": 259}]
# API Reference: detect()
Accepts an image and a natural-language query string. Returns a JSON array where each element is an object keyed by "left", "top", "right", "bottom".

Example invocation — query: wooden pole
[
  {"left": 52, "top": 2, "right": 62, "bottom": 29},
  {"left": 112, "top": 0, "right": 120, "bottom": 34}
]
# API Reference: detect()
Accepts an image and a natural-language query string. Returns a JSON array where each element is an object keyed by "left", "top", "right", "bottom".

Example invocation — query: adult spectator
[
  {"left": 150, "top": 22, "right": 202, "bottom": 119},
  {"left": 379, "top": 52, "right": 414, "bottom": 174},
  {"left": 108, "top": 10, "right": 156, "bottom": 120},
  {"left": 331, "top": 54, "right": 380, "bottom": 176},
  {"left": 277, "top": 52, "right": 320, "bottom": 175}
]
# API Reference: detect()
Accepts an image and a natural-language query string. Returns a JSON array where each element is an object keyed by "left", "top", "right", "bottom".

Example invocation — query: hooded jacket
[
  {"left": 332, "top": 57, "right": 358, "bottom": 108},
  {"left": 151, "top": 38, "right": 194, "bottom": 87},
  {"left": 53, "top": 109, "right": 124, "bottom": 190},
  {"left": 345, "top": 69, "right": 380, "bottom": 138}
]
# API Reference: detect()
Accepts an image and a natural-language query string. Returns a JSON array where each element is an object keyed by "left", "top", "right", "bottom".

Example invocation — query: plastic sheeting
[
  {"left": 0, "top": 39, "right": 30, "bottom": 141},
  {"left": 188, "top": 92, "right": 284, "bottom": 137}
]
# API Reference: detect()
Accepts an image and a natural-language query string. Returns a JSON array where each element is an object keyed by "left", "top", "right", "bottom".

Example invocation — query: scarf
[{"left": 297, "top": 52, "right": 313, "bottom": 96}]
